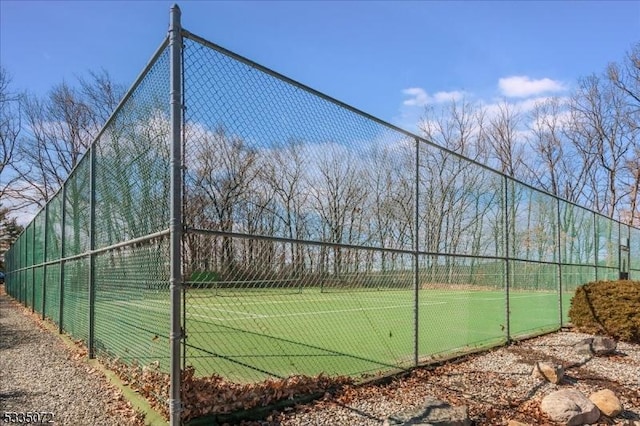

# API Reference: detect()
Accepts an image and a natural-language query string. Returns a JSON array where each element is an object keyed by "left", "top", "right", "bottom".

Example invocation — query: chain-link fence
[
  {"left": 4, "top": 37, "right": 173, "bottom": 407},
  {"left": 178, "top": 30, "right": 640, "bottom": 383},
  {"left": 4, "top": 8, "right": 640, "bottom": 424}
]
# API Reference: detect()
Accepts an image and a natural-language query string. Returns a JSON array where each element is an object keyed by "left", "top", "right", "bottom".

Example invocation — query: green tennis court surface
[
  {"left": 24, "top": 283, "right": 574, "bottom": 384},
  {"left": 165, "top": 287, "right": 569, "bottom": 382}
]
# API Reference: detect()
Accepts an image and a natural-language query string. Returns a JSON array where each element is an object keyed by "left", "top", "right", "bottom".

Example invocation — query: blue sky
[{"left": 1, "top": 0, "right": 639, "bottom": 132}]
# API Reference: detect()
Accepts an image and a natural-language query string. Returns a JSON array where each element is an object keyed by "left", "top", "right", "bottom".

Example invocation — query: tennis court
[{"left": 164, "top": 286, "right": 565, "bottom": 382}]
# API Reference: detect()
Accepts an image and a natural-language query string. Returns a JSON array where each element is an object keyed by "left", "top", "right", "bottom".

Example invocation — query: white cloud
[
  {"left": 433, "top": 90, "right": 465, "bottom": 103},
  {"left": 518, "top": 95, "right": 571, "bottom": 113},
  {"left": 498, "top": 76, "right": 566, "bottom": 98},
  {"left": 402, "top": 87, "right": 465, "bottom": 107},
  {"left": 396, "top": 80, "right": 570, "bottom": 138},
  {"left": 479, "top": 96, "right": 570, "bottom": 122},
  {"left": 515, "top": 96, "right": 549, "bottom": 112},
  {"left": 402, "top": 88, "right": 429, "bottom": 106}
]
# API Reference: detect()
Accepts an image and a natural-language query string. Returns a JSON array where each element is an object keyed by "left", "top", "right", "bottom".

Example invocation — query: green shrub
[{"left": 569, "top": 280, "right": 640, "bottom": 343}]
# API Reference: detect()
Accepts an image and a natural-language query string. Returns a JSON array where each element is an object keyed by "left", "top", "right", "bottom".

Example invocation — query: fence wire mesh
[
  {"left": 2, "top": 24, "right": 640, "bottom": 417},
  {"left": 93, "top": 237, "right": 170, "bottom": 368}
]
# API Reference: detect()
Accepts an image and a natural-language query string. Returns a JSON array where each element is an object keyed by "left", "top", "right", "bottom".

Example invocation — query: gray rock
[
  {"left": 591, "top": 336, "right": 617, "bottom": 356},
  {"left": 531, "top": 361, "right": 564, "bottom": 384},
  {"left": 575, "top": 338, "right": 594, "bottom": 356},
  {"left": 540, "top": 389, "right": 600, "bottom": 426},
  {"left": 384, "top": 396, "right": 471, "bottom": 426}
]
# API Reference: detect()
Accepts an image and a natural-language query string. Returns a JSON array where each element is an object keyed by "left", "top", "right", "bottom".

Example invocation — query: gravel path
[{"left": 0, "top": 289, "right": 143, "bottom": 426}]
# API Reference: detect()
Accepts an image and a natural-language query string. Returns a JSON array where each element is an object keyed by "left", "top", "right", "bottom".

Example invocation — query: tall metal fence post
[
  {"left": 43, "top": 203, "right": 49, "bottom": 320},
  {"left": 23, "top": 229, "right": 27, "bottom": 304},
  {"left": 594, "top": 212, "right": 598, "bottom": 281},
  {"left": 17, "top": 240, "right": 20, "bottom": 302},
  {"left": 618, "top": 222, "right": 620, "bottom": 278},
  {"left": 88, "top": 146, "right": 97, "bottom": 359},
  {"left": 59, "top": 183, "right": 67, "bottom": 334},
  {"left": 31, "top": 219, "right": 36, "bottom": 313},
  {"left": 503, "top": 175, "right": 511, "bottom": 342},
  {"left": 556, "top": 197, "right": 563, "bottom": 327},
  {"left": 16, "top": 245, "right": 19, "bottom": 301},
  {"left": 169, "top": 4, "right": 184, "bottom": 425},
  {"left": 413, "top": 138, "right": 420, "bottom": 366},
  {"left": 24, "top": 227, "right": 28, "bottom": 305},
  {"left": 625, "top": 232, "right": 630, "bottom": 280},
  {"left": 18, "top": 242, "right": 21, "bottom": 303}
]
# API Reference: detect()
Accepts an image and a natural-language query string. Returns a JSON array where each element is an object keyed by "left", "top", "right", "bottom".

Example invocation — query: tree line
[{"left": 0, "top": 43, "right": 637, "bottom": 282}]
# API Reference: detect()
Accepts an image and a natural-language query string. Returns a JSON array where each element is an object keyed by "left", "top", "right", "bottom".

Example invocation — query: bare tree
[
  {"left": 15, "top": 72, "right": 124, "bottom": 207},
  {"left": 525, "top": 97, "right": 592, "bottom": 204},
  {"left": 568, "top": 74, "right": 632, "bottom": 218},
  {"left": 238, "top": 153, "right": 278, "bottom": 275},
  {"left": 522, "top": 98, "right": 597, "bottom": 264},
  {"left": 0, "top": 68, "right": 22, "bottom": 209},
  {"left": 526, "top": 98, "right": 564, "bottom": 197},
  {"left": 311, "top": 145, "right": 368, "bottom": 278},
  {"left": 187, "top": 128, "right": 258, "bottom": 276},
  {"left": 623, "top": 147, "right": 640, "bottom": 226},
  {"left": 484, "top": 100, "right": 524, "bottom": 178},
  {"left": 79, "top": 69, "right": 125, "bottom": 126},
  {"left": 368, "top": 140, "right": 414, "bottom": 273},
  {"left": 259, "top": 139, "right": 311, "bottom": 274},
  {"left": 421, "top": 98, "right": 491, "bottom": 162},
  {"left": 608, "top": 43, "right": 640, "bottom": 225},
  {"left": 97, "top": 108, "right": 171, "bottom": 245},
  {"left": 608, "top": 43, "right": 640, "bottom": 116},
  {"left": 420, "top": 99, "right": 500, "bottom": 282}
]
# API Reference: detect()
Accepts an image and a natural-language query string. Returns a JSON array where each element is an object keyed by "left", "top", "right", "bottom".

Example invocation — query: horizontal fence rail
[{"left": 4, "top": 13, "right": 640, "bottom": 425}]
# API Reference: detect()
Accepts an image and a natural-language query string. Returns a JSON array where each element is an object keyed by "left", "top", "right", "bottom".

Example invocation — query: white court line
[
  {"left": 192, "top": 306, "right": 267, "bottom": 318},
  {"left": 426, "top": 293, "right": 557, "bottom": 302},
  {"left": 191, "top": 292, "right": 503, "bottom": 308},
  {"left": 109, "top": 299, "right": 268, "bottom": 318},
  {"left": 109, "top": 292, "right": 554, "bottom": 323},
  {"left": 195, "top": 294, "right": 417, "bottom": 308},
  {"left": 111, "top": 292, "right": 554, "bottom": 313},
  {"left": 109, "top": 299, "right": 445, "bottom": 322},
  {"left": 184, "top": 301, "right": 447, "bottom": 322}
]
